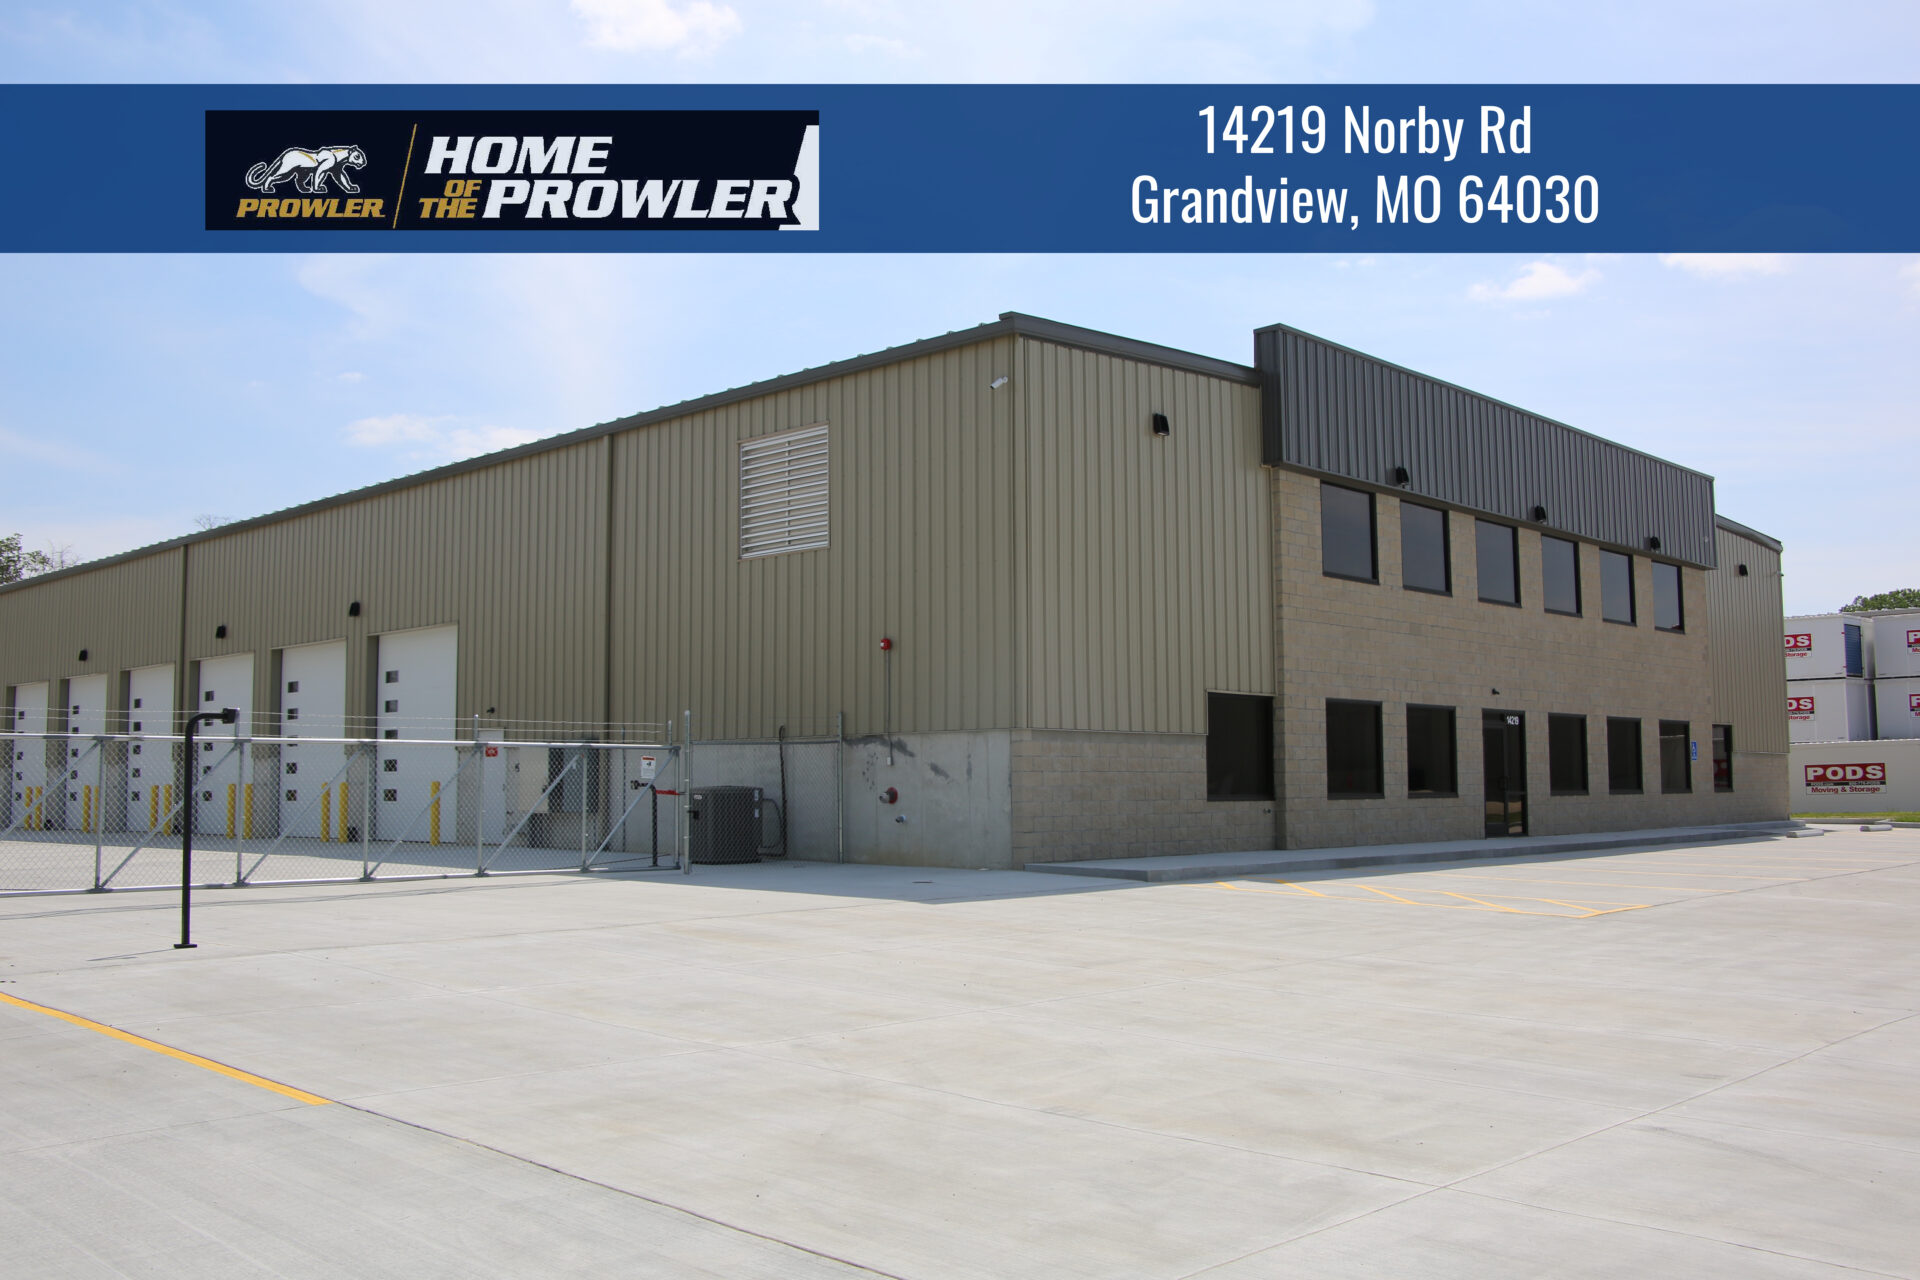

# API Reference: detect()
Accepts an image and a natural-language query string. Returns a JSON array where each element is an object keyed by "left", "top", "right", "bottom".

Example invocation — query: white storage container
[
  {"left": 1783, "top": 614, "right": 1874, "bottom": 680},
  {"left": 1871, "top": 614, "right": 1920, "bottom": 680},
  {"left": 1875, "top": 675, "right": 1920, "bottom": 741},
  {"left": 1786, "top": 678, "right": 1876, "bottom": 743}
]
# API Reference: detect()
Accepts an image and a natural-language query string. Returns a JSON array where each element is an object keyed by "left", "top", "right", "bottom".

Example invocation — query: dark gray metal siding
[{"left": 1257, "top": 325, "right": 1718, "bottom": 569}]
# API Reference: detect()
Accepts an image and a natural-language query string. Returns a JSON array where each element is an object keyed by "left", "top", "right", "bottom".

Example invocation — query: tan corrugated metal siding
[
  {"left": 1018, "top": 338, "right": 1272, "bottom": 733},
  {"left": 0, "top": 548, "right": 183, "bottom": 691},
  {"left": 610, "top": 336, "right": 1019, "bottom": 739},
  {"left": 1707, "top": 522, "right": 1788, "bottom": 754}
]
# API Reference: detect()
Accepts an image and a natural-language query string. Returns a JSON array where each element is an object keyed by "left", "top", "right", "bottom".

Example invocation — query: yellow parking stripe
[{"left": 0, "top": 990, "right": 330, "bottom": 1106}]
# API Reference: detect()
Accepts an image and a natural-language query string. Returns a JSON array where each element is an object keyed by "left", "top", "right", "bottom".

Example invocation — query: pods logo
[
  {"left": 1787, "top": 696, "right": 1815, "bottom": 719},
  {"left": 1784, "top": 633, "right": 1812, "bottom": 655},
  {"left": 1803, "top": 763, "right": 1886, "bottom": 786}
]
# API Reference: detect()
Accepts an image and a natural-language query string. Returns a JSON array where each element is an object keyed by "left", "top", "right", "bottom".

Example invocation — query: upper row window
[
  {"left": 1474, "top": 519, "right": 1519, "bottom": 605},
  {"left": 1320, "top": 483, "right": 1377, "bottom": 582}
]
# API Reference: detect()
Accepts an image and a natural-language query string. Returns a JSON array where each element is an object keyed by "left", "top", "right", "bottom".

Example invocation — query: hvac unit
[{"left": 688, "top": 785, "right": 764, "bottom": 864}]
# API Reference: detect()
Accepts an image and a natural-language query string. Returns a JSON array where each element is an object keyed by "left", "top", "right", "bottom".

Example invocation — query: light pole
[{"left": 176, "top": 706, "right": 238, "bottom": 950}]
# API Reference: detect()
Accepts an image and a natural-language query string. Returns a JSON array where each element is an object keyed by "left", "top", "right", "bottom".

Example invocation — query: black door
[{"left": 1482, "top": 710, "right": 1527, "bottom": 837}]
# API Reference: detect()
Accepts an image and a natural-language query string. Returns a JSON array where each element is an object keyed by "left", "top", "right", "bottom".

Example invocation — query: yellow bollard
[
  {"left": 148, "top": 788, "right": 158, "bottom": 830},
  {"left": 226, "top": 783, "right": 236, "bottom": 838},
  {"left": 321, "top": 786, "right": 332, "bottom": 843},
  {"left": 336, "top": 782, "right": 348, "bottom": 843},
  {"left": 83, "top": 785, "right": 93, "bottom": 833},
  {"left": 244, "top": 784, "right": 254, "bottom": 839},
  {"left": 429, "top": 780, "right": 441, "bottom": 846},
  {"left": 164, "top": 784, "right": 175, "bottom": 834}
]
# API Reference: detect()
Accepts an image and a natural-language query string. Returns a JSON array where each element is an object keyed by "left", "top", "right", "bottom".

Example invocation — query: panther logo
[{"left": 244, "top": 145, "right": 368, "bottom": 195}]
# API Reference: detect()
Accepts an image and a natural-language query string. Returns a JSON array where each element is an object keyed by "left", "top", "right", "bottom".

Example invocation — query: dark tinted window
[
  {"left": 1607, "top": 717, "right": 1643, "bottom": 793},
  {"left": 1660, "top": 720, "right": 1691, "bottom": 793},
  {"left": 1548, "top": 714, "right": 1588, "bottom": 794},
  {"left": 1475, "top": 521, "right": 1519, "bottom": 605},
  {"left": 1843, "top": 624, "right": 1864, "bottom": 677},
  {"left": 1653, "top": 563, "right": 1683, "bottom": 631},
  {"left": 1321, "top": 483, "right": 1376, "bottom": 582},
  {"left": 1400, "top": 503, "right": 1450, "bottom": 595},
  {"left": 1600, "top": 550, "right": 1635, "bottom": 624},
  {"left": 1207, "top": 693, "right": 1274, "bottom": 800},
  {"left": 1326, "top": 699, "right": 1383, "bottom": 798},
  {"left": 1712, "top": 724, "right": 1733, "bottom": 792},
  {"left": 1406, "top": 704, "right": 1457, "bottom": 796},
  {"left": 1542, "top": 536, "right": 1581, "bottom": 615}
]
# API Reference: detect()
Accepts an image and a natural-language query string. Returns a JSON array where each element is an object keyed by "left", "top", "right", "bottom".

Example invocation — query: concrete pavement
[{"left": 2, "top": 831, "right": 1916, "bottom": 1278}]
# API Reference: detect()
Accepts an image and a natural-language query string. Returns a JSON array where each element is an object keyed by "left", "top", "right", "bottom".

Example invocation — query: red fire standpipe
[{"left": 880, "top": 636, "right": 894, "bottom": 766}]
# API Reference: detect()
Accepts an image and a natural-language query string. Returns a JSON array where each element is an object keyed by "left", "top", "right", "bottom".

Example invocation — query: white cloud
[
  {"left": 1467, "top": 261, "right": 1601, "bottom": 303},
  {"left": 845, "top": 33, "right": 918, "bottom": 58},
  {"left": 570, "top": 0, "right": 742, "bottom": 55},
  {"left": 344, "top": 413, "right": 541, "bottom": 463},
  {"left": 336, "top": 370, "right": 365, "bottom": 383},
  {"left": 1658, "top": 253, "right": 1789, "bottom": 279},
  {"left": 0, "top": 425, "right": 119, "bottom": 473}
]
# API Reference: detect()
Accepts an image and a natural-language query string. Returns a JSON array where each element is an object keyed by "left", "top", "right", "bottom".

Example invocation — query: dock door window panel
[
  {"left": 739, "top": 423, "right": 829, "bottom": 559},
  {"left": 1206, "top": 693, "right": 1274, "bottom": 800},
  {"left": 1653, "top": 562, "right": 1684, "bottom": 632},
  {"left": 1475, "top": 520, "right": 1519, "bottom": 605},
  {"left": 1542, "top": 536, "right": 1581, "bottom": 616},
  {"left": 1320, "top": 483, "right": 1377, "bottom": 583},
  {"left": 1326, "top": 699, "right": 1383, "bottom": 799},
  {"left": 1400, "top": 503, "right": 1450, "bottom": 595},
  {"left": 1600, "top": 550, "right": 1636, "bottom": 624}
]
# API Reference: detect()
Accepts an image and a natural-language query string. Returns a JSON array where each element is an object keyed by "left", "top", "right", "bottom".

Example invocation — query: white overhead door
[
  {"left": 127, "top": 665, "right": 176, "bottom": 831},
  {"left": 376, "top": 626, "right": 457, "bottom": 842},
  {"left": 279, "top": 641, "right": 348, "bottom": 840},
  {"left": 193, "top": 655, "right": 254, "bottom": 836},
  {"left": 8, "top": 682, "right": 49, "bottom": 831},
  {"left": 62, "top": 674, "right": 109, "bottom": 834}
]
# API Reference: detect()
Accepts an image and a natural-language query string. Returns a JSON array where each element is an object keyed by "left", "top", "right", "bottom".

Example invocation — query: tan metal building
[{"left": 0, "top": 313, "right": 1788, "bottom": 866}]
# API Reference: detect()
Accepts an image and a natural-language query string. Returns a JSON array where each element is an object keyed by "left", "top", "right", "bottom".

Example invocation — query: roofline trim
[
  {"left": 2, "top": 311, "right": 1254, "bottom": 596},
  {"left": 1714, "top": 514, "right": 1783, "bottom": 553},
  {"left": 1254, "top": 320, "right": 1716, "bottom": 484}
]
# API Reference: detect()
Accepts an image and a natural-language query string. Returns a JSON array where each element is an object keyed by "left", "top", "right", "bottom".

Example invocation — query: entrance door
[{"left": 1482, "top": 710, "right": 1527, "bottom": 837}]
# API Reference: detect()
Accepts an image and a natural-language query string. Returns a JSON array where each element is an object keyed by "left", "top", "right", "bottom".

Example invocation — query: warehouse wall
[
  {"left": 0, "top": 549, "right": 184, "bottom": 730},
  {"left": 1706, "top": 522, "right": 1790, "bottom": 820}
]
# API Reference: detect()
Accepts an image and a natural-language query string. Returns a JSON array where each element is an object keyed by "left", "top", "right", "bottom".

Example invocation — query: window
[
  {"left": 1843, "top": 623, "right": 1864, "bottom": 677},
  {"left": 1475, "top": 520, "right": 1519, "bottom": 605},
  {"left": 1400, "top": 503, "right": 1451, "bottom": 595},
  {"left": 1321, "top": 483, "right": 1377, "bottom": 582},
  {"left": 1542, "top": 536, "right": 1581, "bottom": 616},
  {"left": 1326, "top": 699, "right": 1383, "bottom": 798},
  {"left": 1548, "top": 714, "right": 1588, "bottom": 794},
  {"left": 1206, "top": 693, "right": 1274, "bottom": 800},
  {"left": 739, "top": 423, "right": 830, "bottom": 558},
  {"left": 1607, "top": 717, "right": 1643, "bottom": 793},
  {"left": 1600, "top": 550, "right": 1635, "bottom": 624},
  {"left": 1660, "top": 720, "right": 1691, "bottom": 793},
  {"left": 1405, "top": 704, "right": 1457, "bottom": 796},
  {"left": 1712, "top": 724, "right": 1733, "bottom": 792},
  {"left": 1653, "top": 562, "right": 1684, "bottom": 631}
]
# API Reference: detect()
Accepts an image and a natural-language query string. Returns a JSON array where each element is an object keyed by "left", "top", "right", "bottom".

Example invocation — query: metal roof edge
[
  {"left": 1253, "top": 320, "right": 1717, "bottom": 484},
  {"left": 1714, "top": 514, "right": 1783, "bottom": 553},
  {"left": 1000, "top": 313, "right": 1259, "bottom": 384}
]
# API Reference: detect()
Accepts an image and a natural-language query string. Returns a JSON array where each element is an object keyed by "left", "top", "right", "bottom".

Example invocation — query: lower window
[
  {"left": 1405, "top": 705, "right": 1457, "bottom": 796},
  {"left": 1327, "top": 699, "right": 1383, "bottom": 798},
  {"left": 1712, "top": 724, "right": 1734, "bottom": 792},
  {"left": 1548, "top": 713, "right": 1588, "bottom": 795},
  {"left": 1607, "top": 717, "right": 1643, "bottom": 794},
  {"left": 1660, "top": 720, "right": 1692, "bottom": 793},
  {"left": 1206, "top": 692, "right": 1274, "bottom": 800}
]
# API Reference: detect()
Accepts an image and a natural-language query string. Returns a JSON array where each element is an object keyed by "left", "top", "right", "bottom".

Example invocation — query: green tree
[
  {"left": 1841, "top": 588, "right": 1920, "bottom": 612},
  {"left": 0, "top": 532, "right": 53, "bottom": 585}
]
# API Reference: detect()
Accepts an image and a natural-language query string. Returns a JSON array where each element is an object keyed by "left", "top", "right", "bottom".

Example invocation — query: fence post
[
  {"left": 93, "top": 736, "right": 107, "bottom": 890},
  {"left": 836, "top": 711, "right": 846, "bottom": 864},
  {"left": 579, "top": 747, "right": 592, "bottom": 873},
  {"left": 681, "top": 710, "right": 693, "bottom": 876},
  {"left": 361, "top": 742, "right": 374, "bottom": 880}
]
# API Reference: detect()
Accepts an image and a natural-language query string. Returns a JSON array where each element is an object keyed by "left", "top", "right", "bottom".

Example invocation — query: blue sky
[{"left": 2, "top": 1, "right": 1917, "bottom": 616}]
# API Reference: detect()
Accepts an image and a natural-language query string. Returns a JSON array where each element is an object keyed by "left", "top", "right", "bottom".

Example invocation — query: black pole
[
  {"left": 176, "top": 714, "right": 198, "bottom": 949},
  {"left": 176, "top": 706, "right": 237, "bottom": 951}
]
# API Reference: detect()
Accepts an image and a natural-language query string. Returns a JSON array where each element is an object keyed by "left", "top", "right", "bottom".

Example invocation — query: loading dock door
[
  {"left": 1482, "top": 710, "right": 1528, "bottom": 837},
  {"left": 279, "top": 641, "right": 347, "bottom": 840},
  {"left": 8, "top": 682, "right": 49, "bottom": 830},
  {"left": 62, "top": 675, "right": 109, "bottom": 833},
  {"left": 375, "top": 625, "right": 458, "bottom": 842},
  {"left": 127, "top": 665, "right": 176, "bottom": 832},
  {"left": 193, "top": 654, "right": 254, "bottom": 836}
]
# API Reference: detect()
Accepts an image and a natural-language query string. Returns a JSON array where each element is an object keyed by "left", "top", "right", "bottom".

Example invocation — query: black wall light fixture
[
  {"left": 1737, "top": 564, "right": 1749, "bottom": 576},
  {"left": 1530, "top": 505, "right": 1548, "bottom": 522},
  {"left": 348, "top": 601, "right": 361, "bottom": 617},
  {"left": 77, "top": 649, "right": 88, "bottom": 662},
  {"left": 214, "top": 624, "right": 228, "bottom": 639},
  {"left": 1646, "top": 536, "right": 1662, "bottom": 552},
  {"left": 1392, "top": 465, "right": 1410, "bottom": 486},
  {"left": 1150, "top": 412, "right": 1170, "bottom": 437}
]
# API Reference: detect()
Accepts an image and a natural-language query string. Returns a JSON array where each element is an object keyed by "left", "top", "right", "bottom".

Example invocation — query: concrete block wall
[
  {"left": 1271, "top": 468, "right": 1773, "bottom": 850},
  {"left": 1010, "top": 729, "right": 1274, "bottom": 864}
]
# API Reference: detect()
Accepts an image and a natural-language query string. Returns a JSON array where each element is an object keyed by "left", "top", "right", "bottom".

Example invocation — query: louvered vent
[{"left": 739, "top": 423, "right": 829, "bottom": 559}]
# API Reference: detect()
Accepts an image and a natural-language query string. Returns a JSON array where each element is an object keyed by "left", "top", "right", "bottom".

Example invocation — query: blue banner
[{"left": 3, "top": 84, "right": 1914, "bottom": 251}]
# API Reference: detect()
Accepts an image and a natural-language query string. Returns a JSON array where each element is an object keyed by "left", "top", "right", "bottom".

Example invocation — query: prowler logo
[{"left": 246, "top": 145, "right": 367, "bottom": 194}]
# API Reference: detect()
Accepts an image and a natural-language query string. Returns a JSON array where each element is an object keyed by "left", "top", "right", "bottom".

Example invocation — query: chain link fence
[
  {"left": 684, "top": 725, "right": 845, "bottom": 863},
  {"left": 1, "top": 733, "right": 688, "bottom": 894}
]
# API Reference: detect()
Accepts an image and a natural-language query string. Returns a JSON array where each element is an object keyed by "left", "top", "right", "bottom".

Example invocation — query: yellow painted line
[
  {"left": 1433, "top": 873, "right": 1737, "bottom": 894},
  {"left": 0, "top": 990, "right": 330, "bottom": 1106}
]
